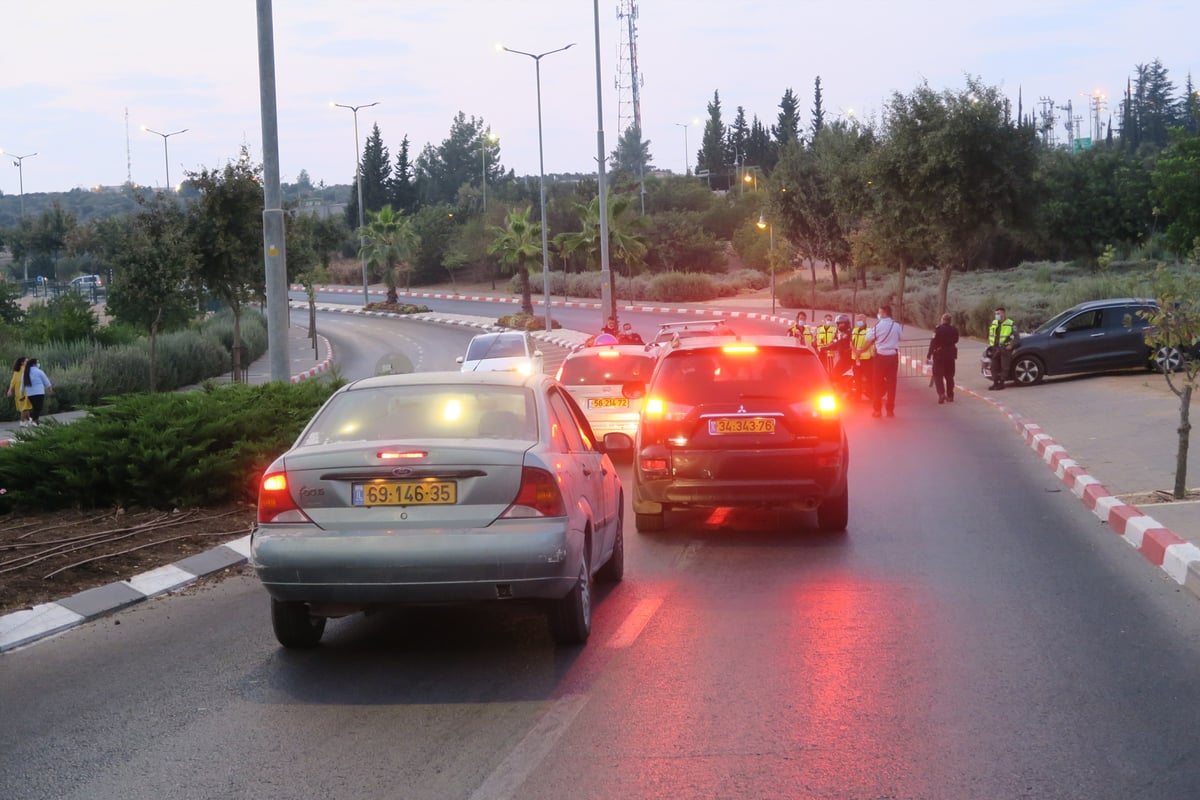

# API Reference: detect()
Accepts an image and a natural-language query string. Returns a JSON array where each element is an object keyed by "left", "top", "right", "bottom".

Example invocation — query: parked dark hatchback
[
  {"left": 982, "top": 298, "right": 1187, "bottom": 385},
  {"left": 630, "top": 336, "right": 849, "bottom": 533}
]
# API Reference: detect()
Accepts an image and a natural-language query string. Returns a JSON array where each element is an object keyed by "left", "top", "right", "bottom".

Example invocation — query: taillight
[
  {"left": 500, "top": 467, "right": 566, "bottom": 518},
  {"left": 815, "top": 393, "right": 839, "bottom": 416},
  {"left": 257, "top": 471, "right": 313, "bottom": 524},
  {"left": 645, "top": 397, "right": 665, "bottom": 416}
]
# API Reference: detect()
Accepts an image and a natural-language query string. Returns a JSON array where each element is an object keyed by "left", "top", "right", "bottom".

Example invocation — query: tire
[
  {"left": 1012, "top": 355, "right": 1044, "bottom": 385},
  {"left": 595, "top": 504, "right": 624, "bottom": 583},
  {"left": 271, "top": 599, "right": 326, "bottom": 648},
  {"left": 635, "top": 511, "right": 665, "bottom": 532},
  {"left": 817, "top": 482, "right": 849, "bottom": 532},
  {"left": 1153, "top": 346, "right": 1183, "bottom": 373},
  {"left": 548, "top": 544, "right": 592, "bottom": 645}
]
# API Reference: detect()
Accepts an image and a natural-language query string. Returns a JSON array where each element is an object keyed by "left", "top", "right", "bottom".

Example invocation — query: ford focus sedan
[{"left": 251, "top": 371, "right": 631, "bottom": 648}]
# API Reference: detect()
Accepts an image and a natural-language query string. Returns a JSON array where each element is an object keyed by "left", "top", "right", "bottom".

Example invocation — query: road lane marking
[
  {"left": 467, "top": 693, "right": 590, "bottom": 800},
  {"left": 607, "top": 596, "right": 664, "bottom": 649}
]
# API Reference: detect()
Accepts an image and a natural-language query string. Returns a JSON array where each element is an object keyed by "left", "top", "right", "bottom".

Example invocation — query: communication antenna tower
[
  {"left": 125, "top": 107, "right": 133, "bottom": 185},
  {"left": 1057, "top": 99, "right": 1075, "bottom": 147},
  {"left": 615, "top": 0, "right": 643, "bottom": 135}
]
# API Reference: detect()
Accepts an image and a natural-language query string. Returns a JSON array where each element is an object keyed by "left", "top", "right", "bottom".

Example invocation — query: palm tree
[
  {"left": 358, "top": 205, "right": 419, "bottom": 304},
  {"left": 487, "top": 207, "right": 542, "bottom": 315},
  {"left": 555, "top": 194, "right": 648, "bottom": 320}
]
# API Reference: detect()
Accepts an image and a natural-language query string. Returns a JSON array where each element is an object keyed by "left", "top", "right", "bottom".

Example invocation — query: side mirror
[
  {"left": 455, "top": 356, "right": 465, "bottom": 364},
  {"left": 1053, "top": 326, "right": 1067, "bottom": 336},
  {"left": 602, "top": 432, "right": 634, "bottom": 453},
  {"left": 622, "top": 381, "right": 646, "bottom": 400},
  {"left": 533, "top": 350, "right": 544, "bottom": 358}
]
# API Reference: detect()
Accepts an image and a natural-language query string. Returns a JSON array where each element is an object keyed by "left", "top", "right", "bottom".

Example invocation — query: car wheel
[
  {"left": 635, "top": 511, "right": 665, "bottom": 532},
  {"left": 271, "top": 599, "right": 326, "bottom": 648},
  {"left": 595, "top": 503, "right": 624, "bottom": 583},
  {"left": 548, "top": 545, "right": 592, "bottom": 645},
  {"left": 1153, "top": 345, "right": 1183, "bottom": 373},
  {"left": 1012, "top": 355, "right": 1044, "bottom": 385},
  {"left": 817, "top": 482, "right": 849, "bottom": 532}
]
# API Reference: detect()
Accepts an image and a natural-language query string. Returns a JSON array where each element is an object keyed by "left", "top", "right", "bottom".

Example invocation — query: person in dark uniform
[
  {"left": 822, "top": 314, "right": 855, "bottom": 393},
  {"left": 926, "top": 312, "right": 960, "bottom": 404}
]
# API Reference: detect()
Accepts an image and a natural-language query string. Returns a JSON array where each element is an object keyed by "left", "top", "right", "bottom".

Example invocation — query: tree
[
  {"left": 555, "top": 194, "right": 648, "bottom": 319},
  {"left": 346, "top": 123, "right": 391, "bottom": 229},
  {"left": 773, "top": 88, "right": 801, "bottom": 149},
  {"left": 810, "top": 76, "right": 826, "bottom": 141},
  {"left": 387, "top": 136, "right": 420, "bottom": 215},
  {"left": 358, "top": 205, "right": 419, "bottom": 302},
  {"left": 416, "top": 112, "right": 495, "bottom": 206},
  {"left": 1131, "top": 59, "right": 1179, "bottom": 151},
  {"left": 746, "top": 115, "right": 774, "bottom": 172},
  {"left": 771, "top": 141, "right": 848, "bottom": 290},
  {"left": 697, "top": 90, "right": 728, "bottom": 183},
  {"left": 186, "top": 147, "right": 266, "bottom": 382},
  {"left": 1151, "top": 131, "right": 1200, "bottom": 258},
  {"left": 727, "top": 106, "right": 750, "bottom": 168},
  {"left": 488, "top": 207, "right": 542, "bottom": 315},
  {"left": 101, "top": 195, "right": 198, "bottom": 391},
  {"left": 610, "top": 126, "right": 653, "bottom": 180},
  {"left": 1140, "top": 269, "right": 1200, "bottom": 498}
]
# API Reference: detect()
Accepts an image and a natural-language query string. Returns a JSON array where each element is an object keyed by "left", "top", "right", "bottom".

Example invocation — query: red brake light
[
  {"left": 598, "top": 350, "right": 619, "bottom": 358},
  {"left": 645, "top": 397, "right": 665, "bottom": 416},
  {"left": 721, "top": 344, "right": 758, "bottom": 354},
  {"left": 378, "top": 450, "right": 427, "bottom": 460},
  {"left": 257, "top": 471, "right": 312, "bottom": 524},
  {"left": 501, "top": 467, "right": 566, "bottom": 518}
]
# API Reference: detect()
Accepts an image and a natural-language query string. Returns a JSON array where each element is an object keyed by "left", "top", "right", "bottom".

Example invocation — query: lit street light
[
  {"left": 331, "top": 100, "right": 380, "bottom": 306},
  {"left": 141, "top": 126, "right": 188, "bottom": 190},
  {"left": 1, "top": 149, "right": 38, "bottom": 280},
  {"left": 757, "top": 214, "right": 776, "bottom": 316},
  {"left": 743, "top": 167, "right": 759, "bottom": 193},
  {"left": 501, "top": 42, "right": 575, "bottom": 332}
]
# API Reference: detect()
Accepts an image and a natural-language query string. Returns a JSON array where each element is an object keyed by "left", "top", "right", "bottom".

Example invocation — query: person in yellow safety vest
[
  {"left": 787, "top": 311, "right": 813, "bottom": 345},
  {"left": 850, "top": 314, "right": 873, "bottom": 402},
  {"left": 987, "top": 306, "right": 1019, "bottom": 390},
  {"left": 814, "top": 314, "right": 838, "bottom": 372}
]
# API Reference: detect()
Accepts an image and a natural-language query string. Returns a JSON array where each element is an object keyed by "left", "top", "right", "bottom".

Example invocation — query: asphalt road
[{"left": 4, "top": 309, "right": 1200, "bottom": 799}]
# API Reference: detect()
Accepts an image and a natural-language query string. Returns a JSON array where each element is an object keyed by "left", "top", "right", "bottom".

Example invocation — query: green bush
[
  {"left": 644, "top": 272, "right": 717, "bottom": 302},
  {"left": 0, "top": 379, "right": 339, "bottom": 513}
]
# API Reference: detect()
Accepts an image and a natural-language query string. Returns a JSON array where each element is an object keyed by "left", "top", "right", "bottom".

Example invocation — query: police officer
[
  {"left": 826, "top": 314, "right": 855, "bottom": 392},
  {"left": 850, "top": 314, "right": 873, "bottom": 402},
  {"left": 988, "top": 307, "right": 1019, "bottom": 390},
  {"left": 927, "top": 312, "right": 960, "bottom": 403},
  {"left": 787, "top": 311, "right": 813, "bottom": 345},
  {"left": 856, "top": 304, "right": 902, "bottom": 418}
]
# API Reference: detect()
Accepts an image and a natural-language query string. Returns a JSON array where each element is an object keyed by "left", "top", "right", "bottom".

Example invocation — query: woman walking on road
[{"left": 6, "top": 356, "right": 32, "bottom": 427}]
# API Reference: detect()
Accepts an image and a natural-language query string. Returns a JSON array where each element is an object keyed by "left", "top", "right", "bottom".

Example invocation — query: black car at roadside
[
  {"left": 982, "top": 297, "right": 1190, "bottom": 386},
  {"left": 629, "top": 335, "right": 849, "bottom": 533}
]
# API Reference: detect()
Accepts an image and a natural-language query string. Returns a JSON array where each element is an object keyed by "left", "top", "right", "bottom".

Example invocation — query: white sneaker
[{"left": 18, "top": 420, "right": 28, "bottom": 428}]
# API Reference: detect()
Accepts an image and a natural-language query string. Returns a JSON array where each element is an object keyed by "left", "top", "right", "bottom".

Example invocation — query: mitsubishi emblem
[{"left": 737, "top": 404, "right": 747, "bottom": 414}]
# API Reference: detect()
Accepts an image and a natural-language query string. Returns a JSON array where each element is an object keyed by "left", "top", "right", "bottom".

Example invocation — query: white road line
[
  {"left": 467, "top": 693, "right": 590, "bottom": 800},
  {"left": 607, "top": 596, "right": 665, "bottom": 649}
]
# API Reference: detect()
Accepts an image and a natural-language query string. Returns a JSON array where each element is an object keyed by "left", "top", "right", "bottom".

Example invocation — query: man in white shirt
[{"left": 856, "top": 304, "right": 902, "bottom": 418}]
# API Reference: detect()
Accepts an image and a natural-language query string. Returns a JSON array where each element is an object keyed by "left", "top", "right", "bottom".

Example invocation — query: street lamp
[
  {"left": 757, "top": 214, "right": 776, "bottom": 316},
  {"left": 501, "top": 42, "right": 575, "bottom": 333},
  {"left": 480, "top": 130, "right": 498, "bottom": 212},
  {"left": 674, "top": 120, "right": 698, "bottom": 175},
  {"left": 1, "top": 149, "right": 37, "bottom": 280},
  {"left": 141, "top": 126, "right": 188, "bottom": 190},
  {"left": 743, "top": 168, "right": 758, "bottom": 193},
  {"left": 331, "top": 100, "right": 379, "bottom": 306}
]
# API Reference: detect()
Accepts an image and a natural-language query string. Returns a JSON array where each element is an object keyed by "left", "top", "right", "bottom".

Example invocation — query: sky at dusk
[{"left": 1, "top": 1, "right": 1196, "bottom": 195}]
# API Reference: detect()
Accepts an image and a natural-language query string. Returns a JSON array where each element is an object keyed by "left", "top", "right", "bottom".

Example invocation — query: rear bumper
[{"left": 251, "top": 521, "right": 580, "bottom": 604}]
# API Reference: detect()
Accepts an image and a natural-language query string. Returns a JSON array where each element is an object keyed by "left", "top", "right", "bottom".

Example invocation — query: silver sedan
[{"left": 251, "top": 371, "right": 631, "bottom": 648}]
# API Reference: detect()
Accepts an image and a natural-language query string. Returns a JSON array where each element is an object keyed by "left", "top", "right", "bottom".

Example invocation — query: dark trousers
[
  {"left": 29, "top": 394, "right": 45, "bottom": 422},
  {"left": 932, "top": 355, "right": 956, "bottom": 398},
  {"left": 990, "top": 348, "right": 1012, "bottom": 385},
  {"left": 872, "top": 354, "right": 899, "bottom": 413},
  {"left": 853, "top": 358, "right": 873, "bottom": 400}
]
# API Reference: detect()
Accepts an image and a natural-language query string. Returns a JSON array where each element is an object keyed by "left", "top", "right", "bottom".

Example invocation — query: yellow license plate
[
  {"left": 709, "top": 417, "right": 776, "bottom": 435},
  {"left": 353, "top": 480, "right": 457, "bottom": 506},
  {"left": 588, "top": 397, "right": 630, "bottom": 409}
]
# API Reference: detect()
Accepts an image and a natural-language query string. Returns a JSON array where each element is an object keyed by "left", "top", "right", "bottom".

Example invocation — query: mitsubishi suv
[{"left": 629, "top": 335, "right": 849, "bottom": 533}]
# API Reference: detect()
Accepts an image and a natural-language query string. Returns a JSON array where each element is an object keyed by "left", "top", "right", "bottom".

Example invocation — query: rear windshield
[
  {"left": 654, "top": 346, "right": 828, "bottom": 404},
  {"left": 466, "top": 334, "right": 527, "bottom": 360},
  {"left": 299, "top": 384, "right": 537, "bottom": 445},
  {"left": 559, "top": 352, "right": 658, "bottom": 385}
]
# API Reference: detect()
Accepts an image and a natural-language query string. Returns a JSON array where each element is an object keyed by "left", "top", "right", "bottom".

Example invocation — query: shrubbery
[{"left": 0, "top": 379, "right": 338, "bottom": 514}]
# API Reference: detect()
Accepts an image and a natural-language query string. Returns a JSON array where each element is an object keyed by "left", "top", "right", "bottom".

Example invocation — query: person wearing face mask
[
  {"left": 814, "top": 314, "right": 837, "bottom": 371},
  {"left": 927, "top": 312, "right": 960, "bottom": 403},
  {"left": 856, "top": 305, "right": 902, "bottom": 417},
  {"left": 987, "top": 307, "right": 1019, "bottom": 390},
  {"left": 850, "top": 314, "right": 873, "bottom": 402}
]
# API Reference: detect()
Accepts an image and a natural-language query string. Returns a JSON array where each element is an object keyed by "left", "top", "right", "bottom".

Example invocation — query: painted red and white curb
[{"left": 288, "top": 330, "right": 334, "bottom": 384}]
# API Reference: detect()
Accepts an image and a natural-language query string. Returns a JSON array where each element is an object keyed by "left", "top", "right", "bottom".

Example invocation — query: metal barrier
[{"left": 898, "top": 340, "right": 933, "bottom": 378}]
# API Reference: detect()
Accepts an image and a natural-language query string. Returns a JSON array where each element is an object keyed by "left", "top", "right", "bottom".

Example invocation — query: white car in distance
[{"left": 457, "top": 331, "right": 544, "bottom": 375}]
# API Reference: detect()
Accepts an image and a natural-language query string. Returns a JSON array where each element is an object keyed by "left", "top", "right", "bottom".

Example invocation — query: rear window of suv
[
  {"left": 654, "top": 345, "right": 827, "bottom": 404},
  {"left": 559, "top": 352, "right": 657, "bottom": 385}
]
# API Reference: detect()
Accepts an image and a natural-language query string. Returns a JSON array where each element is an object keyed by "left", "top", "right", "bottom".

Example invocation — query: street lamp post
[
  {"left": 757, "top": 214, "right": 775, "bottom": 316},
  {"left": 480, "top": 131, "right": 497, "bottom": 212},
  {"left": 332, "top": 101, "right": 379, "bottom": 306},
  {"left": 141, "top": 126, "right": 188, "bottom": 190},
  {"left": 1, "top": 150, "right": 38, "bottom": 280},
  {"left": 674, "top": 121, "right": 696, "bottom": 175},
  {"left": 502, "top": 43, "right": 575, "bottom": 333},
  {"left": 744, "top": 167, "right": 758, "bottom": 192}
]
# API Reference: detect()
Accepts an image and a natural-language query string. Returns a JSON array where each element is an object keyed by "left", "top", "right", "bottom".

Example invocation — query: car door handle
[
  {"left": 1091, "top": 332, "right": 1105, "bottom": 337},
  {"left": 582, "top": 466, "right": 594, "bottom": 476}
]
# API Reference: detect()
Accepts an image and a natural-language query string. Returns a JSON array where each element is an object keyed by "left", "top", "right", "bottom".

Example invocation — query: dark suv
[
  {"left": 981, "top": 298, "right": 1187, "bottom": 385},
  {"left": 629, "top": 336, "right": 849, "bottom": 532}
]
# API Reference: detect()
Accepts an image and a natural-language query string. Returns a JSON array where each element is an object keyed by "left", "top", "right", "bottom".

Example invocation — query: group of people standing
[
  {"left": 6, "top": 356, "right": 53, "bottom": 428},
  {"left": 789, "top": 305, "right": 903, "bottom": 418}
]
